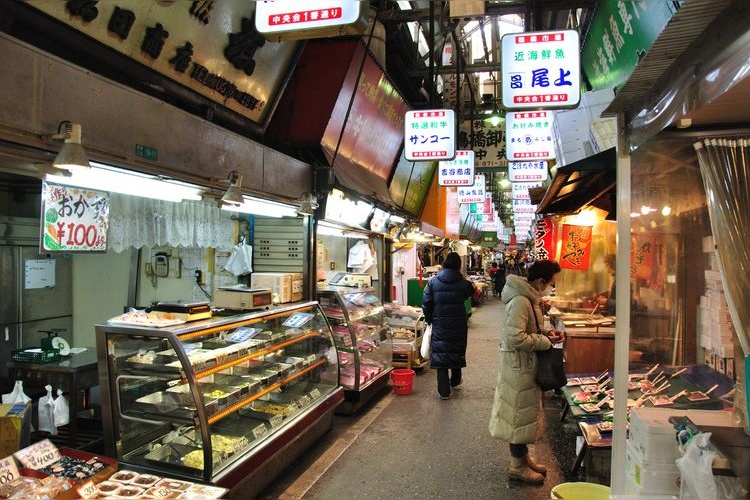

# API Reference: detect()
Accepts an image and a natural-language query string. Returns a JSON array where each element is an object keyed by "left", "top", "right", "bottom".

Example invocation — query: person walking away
[
  {"left": 492, "top": 260, "right": 506, "bottom": 297},
  {"left": 421, "top": 252, "right": 476, "bottom": 400},
  {"left": 488, "top": 259, "right": 565, "bottom": 483}
]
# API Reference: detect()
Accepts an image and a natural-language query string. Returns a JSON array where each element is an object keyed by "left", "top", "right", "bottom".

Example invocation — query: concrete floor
[{"left": 256, "top": 295, "right": 587, "bottom": 499}]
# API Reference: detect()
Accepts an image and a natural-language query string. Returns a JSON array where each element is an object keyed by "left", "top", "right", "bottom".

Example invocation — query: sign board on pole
[
  {"left": 502, "top": 30, "right": 580, "bottom": 109},
  {"left": 438, "top": 150, "right": 475, "bottom": 186},
  {"left": 457, "top": 175, "right": 485, "bottom": 204},
  {"left": 508, "top": 161, "right": 549, "bottom": 182},
  {"left": 255, "top": 1, "right": 368, "bottom": 40},
  {"left": 404, "top": 109, "right": 456, "bottom": 160},
  {"left": 506, "top": 111, "right": 555, "bottom": 161}
]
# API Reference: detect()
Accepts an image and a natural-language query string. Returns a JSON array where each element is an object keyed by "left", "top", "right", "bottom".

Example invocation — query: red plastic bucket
[{"left": 390, "top": 369, "right": 415, "bottom": 395}]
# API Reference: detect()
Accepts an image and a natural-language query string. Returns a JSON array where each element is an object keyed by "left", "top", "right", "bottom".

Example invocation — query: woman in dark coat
[{"left": 422, "top": 252, "right": 476, "bottom": 400}]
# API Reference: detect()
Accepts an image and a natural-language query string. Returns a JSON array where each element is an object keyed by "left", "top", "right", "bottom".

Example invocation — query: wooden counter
[{"left": 564, "top": 328, "right": 615, "bottom": 374}]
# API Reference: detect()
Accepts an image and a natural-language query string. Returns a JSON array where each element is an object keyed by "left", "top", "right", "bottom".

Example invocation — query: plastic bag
[
  {"left": 53, "top": 389, "right": 70, "bottom": 428},
  {"left": 2, "top": 380, "right": 31, "bottom": 405},
  {"left": 677, "top": 432, "right": 718, "bottom": 498},
  {"left": 224, "top": 241, "right": 253, "bottom": 276},
  {"left": 38, "top": 385, "right": 57, "bottom": 435},
  {"left": 420, "top": 324, "right": 432, "bottom": 359}
]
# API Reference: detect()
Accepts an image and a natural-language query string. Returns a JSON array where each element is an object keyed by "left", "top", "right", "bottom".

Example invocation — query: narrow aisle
[{"left": 257, "top": 296, "right": 578, "bottom": 499}]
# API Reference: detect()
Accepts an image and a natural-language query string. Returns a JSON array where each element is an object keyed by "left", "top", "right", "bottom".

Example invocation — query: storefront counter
[{"left": 565, "top": 328, "right": 615, "bottom": 374}]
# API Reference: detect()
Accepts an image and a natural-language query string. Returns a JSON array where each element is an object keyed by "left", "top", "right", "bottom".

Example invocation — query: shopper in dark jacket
[{"left": 422, "top": 252, "right": 476, "bottom": 400}]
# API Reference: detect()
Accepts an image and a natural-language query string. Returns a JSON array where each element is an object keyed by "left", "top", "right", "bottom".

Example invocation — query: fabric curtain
[
  {"left": 108, "top": 193, "right": 234, "bottom": 252},
  {"left": 693, "top": 139, "right": 750, "bottom": 355}
]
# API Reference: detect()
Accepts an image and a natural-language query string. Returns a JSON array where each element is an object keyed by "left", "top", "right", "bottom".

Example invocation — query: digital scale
[{"left": 152, "top": 300, "right": 213, "bottom": 321}]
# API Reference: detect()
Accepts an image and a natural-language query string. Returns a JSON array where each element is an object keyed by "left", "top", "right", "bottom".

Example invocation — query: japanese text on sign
[
  {"left": 438, "top": 150, "right": 475, "bottom": 186},
  {"left": 0, "top": 456, "right": 19, "bottom": 486},
  {"left": 502, "top": 30, "right": 580, "bottom": 109},
  {"left": 508, "top": 161, "right": 549, "bottom": 181},
  {"left": 505, "top": 111, "right": 555, "bottom": 161},
  {"left": 14, "top": 439, "right": 61, "bottom": 470},
  {"left": 457, "top": 175, "right": 485, "bottom": 204},
  {"left": 41, "top": 182, "right": 109, "bottom": 252},
  {"left": 560, "top": 224, "right": 592, "bottom": 270},
  {"left": 404, "top": 109, "right": 456, "bottom": 160},
  {"left": 255, "top": 1, "right": 363, "bottom": 34}
]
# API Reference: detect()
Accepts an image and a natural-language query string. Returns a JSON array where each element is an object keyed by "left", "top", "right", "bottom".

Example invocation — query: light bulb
[{"left": 661, "top": 206, "right": 672, "bottom": 216}]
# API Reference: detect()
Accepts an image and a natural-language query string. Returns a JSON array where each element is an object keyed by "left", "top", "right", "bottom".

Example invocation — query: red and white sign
[
  {"left": 508, "top": 161, "right": 549, "bottom": 182},
  {"left": 534, "top": 216, "right": 558, "bottom": 260},
  {"left": 255, "top": 1, "right": 364, "bottom": 35},
  {"left": 506, "top": 111, "right": 555, "bottom": 161},
  {"left": 457, "top": 175, "right": 485, "bottom": 204},
  {"left": 438, "top": 150, "right": 475, "bottom": 186},
  {"left": 41, "top": 182, "right": 109, "bottom": 252},
  {"left": 559, "top": 224, "right": 592, "bottom": 270},
  {"left": 501, "top": 30, "right": 580, "bottom": 109},
  {"left": 511, "top": 181, "right": 543, "bottom": 200},
  {"left": 404, "top": 109, "right": 456, "bottom": 160},
  {"left": 512, "top": 198, "right": 537, "bottom": 213}
]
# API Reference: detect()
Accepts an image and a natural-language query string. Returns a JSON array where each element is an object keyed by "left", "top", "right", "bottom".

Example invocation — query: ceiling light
[
  {"left": 485, "top": 107, "right": 506, "bottom": 127},
  {"left": 221, "top": 171, "right": 244, "bottom": 206},
  {"left": 296, "top": 192, "right": 318, "bottom": 217},
  {"left": 50, "top": 121, "right": 91, "bottom": 171},
  {"left": 45, "top": 161, "right": 203, "bottom": 202},
  {"left": 221, "top": 196, "right": 297, "bottom": 218}
]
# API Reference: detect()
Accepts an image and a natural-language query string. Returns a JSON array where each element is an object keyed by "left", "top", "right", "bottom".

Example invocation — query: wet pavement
[{"left": 256, "top": 296, "right": 587, "bottom": 499}]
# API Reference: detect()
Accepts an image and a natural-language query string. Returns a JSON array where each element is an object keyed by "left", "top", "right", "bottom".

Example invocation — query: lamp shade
[
  {"left": 221, "top": 172, "right": 244, "bottom": 206},
  {"left": 52, "top": 123, "right": 90, "bottom": 170}
]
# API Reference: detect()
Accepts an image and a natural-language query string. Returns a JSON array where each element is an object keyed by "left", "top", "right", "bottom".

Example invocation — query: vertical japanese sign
[
  {"left": 404, "top": 109, "right": 456, "bottom": 160},
  {"left": 41, "top": 182, "right": 109, "bottom": 252},
  {"left": 506, "top": 111, "right": 555, "bottom": 160},
  {"left": 438, "top": 150, "right": 475, "bottom": 186},
  {"left": 445, "top": 187, "right": 460, "bottom": 240},
  {"left": 581, "top": 1, "right": 676, "bottom": 91},
  {"left": 508, "top": 160, "right": 549, "bottom": 182},
  {"left": 559, "top": 224, "right": 592, "bottom": 270},
  {"left": 501, "top": 30, "right": 580, "bottom": 109},
  {"left": 457, "top": 175, "right": 485, "bottom": 204},
  {"left": 631, "top": 233, "right": 655, "bottom": 280},
  {"left": 458, "top": 120, "right": 507, "bottom": 168},
  {"left": 534, "top": 216, "right": 558, "bottom": 261}
]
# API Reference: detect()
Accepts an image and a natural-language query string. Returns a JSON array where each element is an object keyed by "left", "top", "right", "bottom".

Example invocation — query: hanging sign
[
  {"left": 506, "top": 111, "right": 555, "bottom": 161},
  {"left": 41, "top": 181, "right": 109, "bottom": 252},
  {"left": 404, "top": 109, "right": 456, "bottom": 160},
  {"left": 255, "top": 1, "right": 368, "bottom": 39},
  {"left": 501, "top": 30, "right": 581, "bottom": 109},
  {"left": 445, "top": 187, "right": 460, "bottom": 240},
  {"left": 559, "top": 224, "right": 592, "bottom": 270},
  {"left": 511, "top": 181, "right": 543, "bottom": 200},
  {"left": 457, "top": 175, "right": 485, "bottom": 204},
  {"left": 631, "top": 234, "right": 656, "bottom": 280},
  {"left": 508, "top": 161, "right": 549, "bottom": 182},
  {"left": 534, "top": 216, "right": 558, "bottom": 260},
  {"left": 438, "top": 150, "right": 475, "bottom": 186},
  {"left": 512, "top": 198, "right": 537, "bottom": 214}
]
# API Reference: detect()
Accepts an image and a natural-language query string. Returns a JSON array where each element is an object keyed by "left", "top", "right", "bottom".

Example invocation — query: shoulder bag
[{"left": 526, "top": 298, "right": 567, "bottom": 391}]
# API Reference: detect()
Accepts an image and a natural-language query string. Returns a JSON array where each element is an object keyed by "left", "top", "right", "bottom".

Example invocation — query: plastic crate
[{"left": 11, "top": 347, "right": 61, "bottom": 364}]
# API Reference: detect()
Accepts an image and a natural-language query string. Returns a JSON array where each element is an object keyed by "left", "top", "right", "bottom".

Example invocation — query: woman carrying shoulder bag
[{"left": 488, "top": 259, "right": 564, "bottom": 483}]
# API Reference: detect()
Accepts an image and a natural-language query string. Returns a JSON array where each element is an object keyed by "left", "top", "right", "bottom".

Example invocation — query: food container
[
  {"left": 95, "top": 481, "right": 121, "bottom": 496},
  {"left": 109, "top": 470, "right": 140, "bottom": 483}
]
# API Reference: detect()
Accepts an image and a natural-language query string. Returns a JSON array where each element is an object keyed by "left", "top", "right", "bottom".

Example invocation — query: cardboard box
[
  {"left": 251, "top": 272, "right": 302, "bottom": 303},
  {"left": 0, "top": 403, "right": 31, "bottom": 457}
]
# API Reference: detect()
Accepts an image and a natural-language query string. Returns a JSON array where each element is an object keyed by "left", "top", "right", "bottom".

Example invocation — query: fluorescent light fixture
[
  {"left": 45, "top": 161, "right": 203, "bottom": 202},
  {"left": 50, "top": 122, "right": 91, "bottom": 170},
  {"left": 221, "top": 171, "right": 244, "bottom": 206},
  {"left": 221, "top": 196, "right": 297, "bottom": 218},
  {"left": 317, "top": 221, "right": 368, "bottom": 239}
]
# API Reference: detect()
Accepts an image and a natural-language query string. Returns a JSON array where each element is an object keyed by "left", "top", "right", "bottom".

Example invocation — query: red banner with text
[
  {"left": 559, "top": 224, "right": 592, "bottom": 270},
  {"left": 534, "top": 217, "right": 558, "bottom": 261}
]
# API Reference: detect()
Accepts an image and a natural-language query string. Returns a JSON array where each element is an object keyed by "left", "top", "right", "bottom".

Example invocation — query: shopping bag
[
  {"left": 535, "top": 346, "right": 566, "bottom": 391},
  {"left": 224, "top": 241, "right": 253, "bottom": 276},
  {"left": 38, "top": 385, "right": 57, "bottom": 435},
  {"left": 53, "top": 389, "right": 70, "bottom": 428},
  {"left": 420, "top": 324, "right": 432, "bottom": 359},
  {"left": 2, "top": 380, "right": 31, "bottom": 405}
]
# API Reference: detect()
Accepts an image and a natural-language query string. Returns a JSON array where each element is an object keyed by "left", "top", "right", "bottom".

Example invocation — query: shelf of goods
[
  {"left": 317, "top": 287, "right": 392, "bottom": 414},
  {"left": 383, "top": 303, "right": 429, "bottom": 369},
  {"left": 95, "top": 301, "right": 343, "bottom": 497}
]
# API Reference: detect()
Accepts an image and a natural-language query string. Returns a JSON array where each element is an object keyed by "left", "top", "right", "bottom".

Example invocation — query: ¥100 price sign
[{"left": 41, "top": 181, "right": 109, "bottom": 252}]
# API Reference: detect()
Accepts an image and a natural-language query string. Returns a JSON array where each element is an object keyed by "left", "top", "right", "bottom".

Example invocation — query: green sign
[
  {"left": 581, "top": 1, "right": 677, "bottom": 91},
  {"left": 135, "top": 144, "right": 158, "bottom": 161},
  {"left": 389, "top": 151, "right": 437, "bottom": 216}
]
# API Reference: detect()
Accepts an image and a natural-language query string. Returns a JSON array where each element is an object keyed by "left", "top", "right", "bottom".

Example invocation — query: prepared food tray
[
  {"left": 166, "top": 382, "right": 242, "bottom": 407},
  {"left": 143, "top": 442, "right": 221, "bottom": 471},
  {"left": 133, "top": 391, "right": 217, "bottom": 419},
  {"left": 262, "top": 361, "right": 292, "bottom": 379},
  {"left": 108, "top": 310, "right": 186, "bottom": 328},
  {"left": 126, "top": 350, "right": 182, "bottom": 373}
]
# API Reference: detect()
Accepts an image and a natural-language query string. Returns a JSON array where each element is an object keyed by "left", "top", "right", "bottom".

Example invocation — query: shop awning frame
[{"left": 535, "top": 148, "right": 616, "bottom": 216}]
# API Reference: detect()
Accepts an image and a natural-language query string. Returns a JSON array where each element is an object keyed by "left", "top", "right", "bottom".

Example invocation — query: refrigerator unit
[{"left": 0, "top": 217, "right": 73, "bottom": 381}]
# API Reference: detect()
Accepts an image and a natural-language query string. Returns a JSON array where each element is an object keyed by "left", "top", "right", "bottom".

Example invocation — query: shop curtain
[
  {"left": 693, "top": 139, "right": 750, "bottom": 356},
  {"left": 108, "top": 193, "right": 234, "bottom": 252}
]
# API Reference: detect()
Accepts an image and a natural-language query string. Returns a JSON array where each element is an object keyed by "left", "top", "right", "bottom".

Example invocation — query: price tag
[
  {"left": 310, "top": 388, "right": 321, "bottom": 400},
  {"left": 14, "top": 439, "right": 61, "bottom": 470},
  {"left": 149, "top": 486, "right": 174, "bottom": 499},
  {"left": 0, "top": 456, "right": 19, "bottom": 486},
  {"left": 306, "top": 354, "right": 318, "bottom": 365},
  {"left": 76, "top": 480, "right": 98, "bottom": 499},
  {"left": 269, "top": 415, "right": 283, "bottom": 428},
  {"left": 252, "top": 424, "right": 268, "bottom": 441}
]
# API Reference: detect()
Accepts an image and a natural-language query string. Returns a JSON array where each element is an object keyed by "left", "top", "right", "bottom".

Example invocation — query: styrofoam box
[
  {"left": 251, "top": 272, "right": 292, "bottom": 303},
  {"left": 629, "top": 407, "right": 736, "bottom": 464},
  {"left": 625, "top": 440, "right": 681, "bottom": 496},
  {"left": 702, "top": 235, "right": 714, "bottom": 253}
]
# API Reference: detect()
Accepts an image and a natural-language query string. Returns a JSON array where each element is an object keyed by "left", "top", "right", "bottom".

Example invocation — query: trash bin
[{"left": 550, "top": 481, "right": 610, "bottom": 499}]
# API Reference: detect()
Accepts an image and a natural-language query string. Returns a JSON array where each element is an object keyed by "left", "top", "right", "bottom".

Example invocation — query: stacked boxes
[
  {"left": 250, "top": 272, "right": 303, "bottom": 303},
  {"left": 698, "top": 235, "right": 735, "bottom": 378}
]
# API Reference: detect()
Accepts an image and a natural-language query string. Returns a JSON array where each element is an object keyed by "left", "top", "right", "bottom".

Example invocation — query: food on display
[
  {"left": 596, "top": 421, "right": 614, "bottom": 433},
  {"left": 108, "top": 310, "right": 185, "bottom": 327},
  {"left": 572, "top": 391, "right": 598, "bottom": 404},
  {"left": 391, "top": 328, "right": 414, "bottom": 339},
  {"left": 211, "top": 434, "right": 246, "bottom": 454},
  {"left": 155, "top": 478, "right": 192, "bottom": 491},
  {"left": 0, "top": 477, "right": 42, "bottom": 499},
  {"left": 132, "top": 473, "right": 160, "bottom": 487},
  {"left": 114, "top": 485, "right": 144, "bottom": 497},
  {"left": 203, "top": 388, "right": 231, "bottom": 399},
  {"left": 253, "top": 401, "right": 292, "bottom": 416},
  {"left": 110, "top": 470, "right": 138, "bottom": 483},
  {"left": 40, "top": 455, "right": 108, "bottom": 480},
  {"left": 96, "top": 481, "right": 121, "bottom": 495},
  {"left": 183, "top": 450, "right": 205, "bottom": 469}
]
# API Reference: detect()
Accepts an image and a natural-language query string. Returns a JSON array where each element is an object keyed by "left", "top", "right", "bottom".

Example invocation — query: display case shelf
[{"left": 96, "top": 301, "right": 342, "bottom": 493}]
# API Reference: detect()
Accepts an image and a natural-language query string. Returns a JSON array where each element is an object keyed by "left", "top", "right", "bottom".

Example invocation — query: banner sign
[
  {"left": 581, "top": 1, "right": 676, "bottom": 91},
  {"left": 404, "top": 109, "right": 456, "bottom": 160},
  {"left": 534, "top": 216, "right": 558, "bottom": 260},
  {"left": 501, "top": 30, "right": 580, "bottom": 109},
  {"left": 512, "top": 198, "right": 537, "bottom": 213},
  {"left": 445, "top": 187, "right": 460, "bottom": 240},
  {"left": 458, "top": 120, "right": 507, "bottom": 168},
  {"left": 438, "top": 150, "right": 475, "bottom": 186},
  {"left": 255, "top": 1, "right": 366, "bottom": 37},
  {"left": 511, "top": 181, "right": 543, "bottom": 200},
  {"left": 559, "top": 224, "right": 592, "bottom": 270},
  {"left": 41, "top": 182, "right": 109, "bottom": 252},
  {"left": 457, "top": 175, "right": 485, "bottom": 204},
  {"left": 506, "top": 111, "right": 555, "bottom": 161},
  {"left": 508, "top": 161, "right": 549, "bottom": 182},
  {"left": 631, "top": 233, "right": 656, "bottom": 280}
]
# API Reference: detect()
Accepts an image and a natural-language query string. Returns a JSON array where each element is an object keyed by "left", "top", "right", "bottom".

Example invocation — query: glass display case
[
  {"left": 95, "top": 302, "right": 342, "bottom": 491},
  {"left": 317, "top": 287, "right": 392, "bottom": 413}
]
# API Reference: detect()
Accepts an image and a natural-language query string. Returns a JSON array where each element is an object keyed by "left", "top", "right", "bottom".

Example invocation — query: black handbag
[{"left": 527, "top": 298, "right": 567, "bottom": 391}]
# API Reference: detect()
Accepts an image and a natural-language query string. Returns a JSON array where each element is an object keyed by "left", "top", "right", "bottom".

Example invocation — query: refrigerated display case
[
  {"left": 95, "top": 301, "right": 342, "bottom": 495},
  {"left": 317, "top": 287, "right": 392, "bottom": 414}
]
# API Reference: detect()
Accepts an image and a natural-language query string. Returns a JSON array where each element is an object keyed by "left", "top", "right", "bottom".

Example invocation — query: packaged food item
[
  {"left": 110, "top": 470, "right": 140, "bottom": 483},
  {"left": 114, "top": 485, "right": 144, "bottom": 497},
  {"left": 95, "top": 480, "right": 121, "bottom": 496},
  {"left": 155, "top": 478, "right": 192, "bottom": 491},
  {"left": 132, "top": 473, "right": 160, "bottom": 488},
  {"left": 0, "top": 477, "right": 40, "bottom": 499}
]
